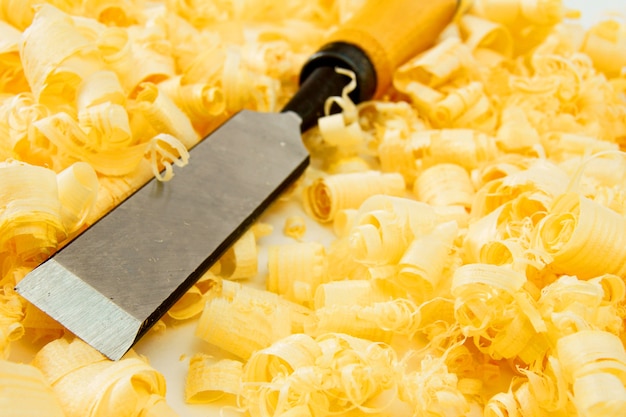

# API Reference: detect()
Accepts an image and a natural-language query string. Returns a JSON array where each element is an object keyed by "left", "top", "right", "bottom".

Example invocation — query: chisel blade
[{"left": 16, "top": 110, "right": 307, "bottom": 360}]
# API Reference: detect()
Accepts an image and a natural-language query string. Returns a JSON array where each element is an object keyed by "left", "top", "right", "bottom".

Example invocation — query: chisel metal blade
[{"left": 16, "top": 110, "right": 307, "bottom": 360}]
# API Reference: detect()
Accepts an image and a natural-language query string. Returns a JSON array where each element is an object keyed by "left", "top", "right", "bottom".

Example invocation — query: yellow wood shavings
[
  {"left": 350, "top": 208, "right": 412, "bottom": 265},
  {"left": 0, "top": 161, "right": 64, "bottom": 272},
  {"left": 573, "top": 372, "right": 626, "bottom": 416},
  {"left": 399, "top": 354, "right": 470, "bottom": 417},
  {"left": 0, "top": 160, "right": 98, "bottom": 274},
  {"left": 195, "top": 285, "right": 295, "bottom": 360},
  {"left": 0, "top": 287, "right": 24, "bottom": 359},
  {"left": 424, "top": 129, "right": 500, "bottom": 170},
  {"left": 243, "top": 333, "right": 321, "bottom": 384},
  {"left": 471, "top": 159, "right": 569, "bottom": 218},
  {"left": 394, "top": 37, "right": 473, "bottom": 89},
  {"left": 496, "top": 106, "right": 541, "bottom": 153},
  {"left": 218, "top": 229, "right": 258, "bottom": 280},
  {"left": 251, "top": 222, "right": 274, "bottom": 239},
  {"left": 0, "top": 21, "right": 29, "bottom": 95},
  {"left": 538, "top": 274, "right": 625, "bottom": 337},
  {"left": 459, "top": 14, "right": 514, "bottom": 57},
  {"left": 557, "top": 330, "right": 626, "bottom": 384},
  {"left": 396, "top": 221, "right": 459, "bottom": 301},
  {"left": 413, "top": 163, "right": 475, "bottom": 208},
  {"left": 167, "top": 270, "right": 221, "bottom": 320},
  {"left": 133, "top": 82, "right": 199, "bottom": 148},
  {"left": 582, "top": 19, "right": 626, "bottom": 78},
  {"left": 241, "top": 332, "right": 401, "bottom": 416},
  {"left": 451, "top": 263, "right": 550, "bottom": 362},
  {"left": 31, "top": 336, "right": 176, "bottom": 417},
  {"left": 185, "top": 355, "right": 243, "bottom": 404},
  {"left": 533, "top": 192, "right": 626, "bottom": 279},
  {"left": 4, "top": 2, "right": 626, "bottom": 417},
  {"left": 471, "top": 0, "right": 565, "bottom": 55},
  {"left": 158, "top": 76, "right": 227, "bottom": 136},
  {"left": 20, "top": 295, "right": 65, "bottom": 343},
  {"left": 56, "top": 162, "right": 99, "bottom": 234},
  {"left": 20, "top": 4, "right": 103, "bottom": 108},
  {"left": 0, "top": 359, "right": 65, "bottom": 417},
  {"left": 302, "top": 170, "right": 406, "bottom": 223},
  {"left": 283, "top": 215, "right": 307, "bottom": 240},
  {"left": 267, "top": 241, "right": 326, "bottom": 305}
]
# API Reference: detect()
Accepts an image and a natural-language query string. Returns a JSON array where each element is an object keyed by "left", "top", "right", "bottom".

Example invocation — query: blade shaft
[{"left": 17, "top": 110, "right": 307, "bottom": 360}]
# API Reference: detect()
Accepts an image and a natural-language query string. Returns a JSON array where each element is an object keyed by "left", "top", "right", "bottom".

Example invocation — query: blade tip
[{"left": 16, "top": 259, "right": 143, "bottom": 360}]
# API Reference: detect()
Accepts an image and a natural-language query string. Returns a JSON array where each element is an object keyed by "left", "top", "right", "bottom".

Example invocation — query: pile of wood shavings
[{"left": 2, "top": 1, "right": 626, "bottom": 416}]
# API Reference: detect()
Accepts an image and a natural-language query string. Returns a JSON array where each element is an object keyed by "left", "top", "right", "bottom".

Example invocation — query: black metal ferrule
[
  {"left": 281, "top": 42, "right": 377, "bottom": 132},
  {"left": 299, "top": 41, "right": 377, "bottom": 103}
]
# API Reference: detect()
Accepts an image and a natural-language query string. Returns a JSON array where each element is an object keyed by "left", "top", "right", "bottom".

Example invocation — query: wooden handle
[
  {"left": 328, "top": 0, "right": 458, "bottom": 96},
  {"left": 285, "top": 0, "right": 457, "bottom": 130}
]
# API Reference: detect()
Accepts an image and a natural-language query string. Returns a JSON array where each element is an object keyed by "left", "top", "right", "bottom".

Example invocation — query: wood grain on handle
[{"left": 328, "top": 0, "right": 458, "bottom": 97}]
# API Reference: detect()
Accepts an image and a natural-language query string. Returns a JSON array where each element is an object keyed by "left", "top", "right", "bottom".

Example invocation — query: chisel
[{"left": 16, "top": 0, "right": 458, "bottom": 360}]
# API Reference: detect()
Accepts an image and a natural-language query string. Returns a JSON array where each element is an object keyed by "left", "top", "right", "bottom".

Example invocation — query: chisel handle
[
  {"left": 283, "top": 0, "right": 458, "bottom": 131},
  {"left": 327, "top": 0, "right": 459, "bottom": 97}
]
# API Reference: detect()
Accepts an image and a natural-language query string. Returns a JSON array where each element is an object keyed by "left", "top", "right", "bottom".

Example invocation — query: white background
[{"left": 567, "top": 0, "right": 626, "bottom": 26}]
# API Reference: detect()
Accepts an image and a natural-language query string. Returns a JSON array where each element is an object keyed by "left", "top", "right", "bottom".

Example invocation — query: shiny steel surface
[{"left": 16, "top": 110, "right": 307, "bottom": 360}]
